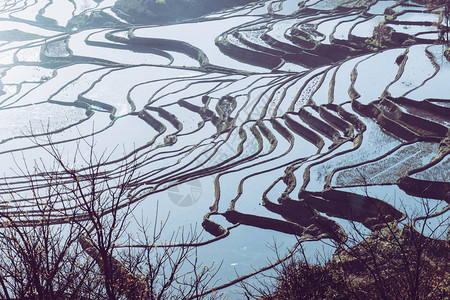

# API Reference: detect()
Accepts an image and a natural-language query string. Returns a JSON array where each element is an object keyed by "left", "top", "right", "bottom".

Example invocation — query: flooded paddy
[{"left": 0, "top": 0, "right": 448, "bottom": 298}]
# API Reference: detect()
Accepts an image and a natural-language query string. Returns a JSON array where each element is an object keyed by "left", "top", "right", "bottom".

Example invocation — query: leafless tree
[{"left": 0, "top": 132, "right": 224, "bottom": 299}]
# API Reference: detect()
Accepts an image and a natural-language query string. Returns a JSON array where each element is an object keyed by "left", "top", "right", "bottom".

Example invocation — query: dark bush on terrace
[{"left": 247, "top": 217, "right": 449, "bottom": 300}]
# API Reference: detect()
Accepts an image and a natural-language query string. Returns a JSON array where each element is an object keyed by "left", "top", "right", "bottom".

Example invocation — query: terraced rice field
[{"left": 0, "top": 0, "right": 448, "bottom": 294}]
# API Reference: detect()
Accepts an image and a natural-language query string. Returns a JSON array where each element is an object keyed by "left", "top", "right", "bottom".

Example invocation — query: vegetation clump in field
[{"left": 251, "top": 220, "right": 449, "bottom": 299}]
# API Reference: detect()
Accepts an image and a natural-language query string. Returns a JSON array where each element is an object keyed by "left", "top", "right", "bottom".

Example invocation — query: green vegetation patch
[{"left": 113, "top": 0, "right": 260, "bottom": 24}]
